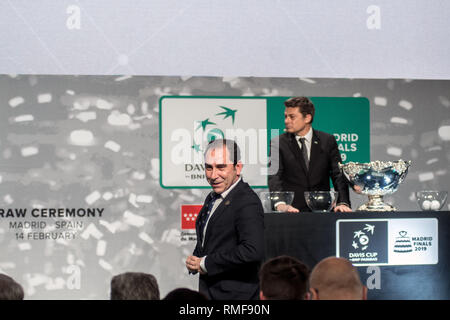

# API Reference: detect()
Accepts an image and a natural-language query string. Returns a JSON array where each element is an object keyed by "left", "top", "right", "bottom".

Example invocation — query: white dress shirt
[{"left": 296, "top": 127, "right": 313, "bottom": 161}]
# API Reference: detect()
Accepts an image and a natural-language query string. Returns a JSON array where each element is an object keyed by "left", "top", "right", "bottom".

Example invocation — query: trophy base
[{"left": 357, "top": 195, "right": 397, "bottom": 212}]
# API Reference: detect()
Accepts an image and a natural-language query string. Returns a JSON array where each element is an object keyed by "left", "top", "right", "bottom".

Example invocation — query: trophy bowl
[
  {"left": 304, "top": 191, "right": 338, "bottom": 212},
  {"left": 416, "top": 191, "right": 448, "bottom": 211},
  {"left": 339, "top": 160, "right": 411, "bottom": 211},
  {"left": 259, "top": 191, "right": 294, "bottom": 213}
]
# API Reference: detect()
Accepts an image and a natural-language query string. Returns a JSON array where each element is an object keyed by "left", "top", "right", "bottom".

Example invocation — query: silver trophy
[{"left": 339, "top": 160, "right": 411, "bottom": 211}]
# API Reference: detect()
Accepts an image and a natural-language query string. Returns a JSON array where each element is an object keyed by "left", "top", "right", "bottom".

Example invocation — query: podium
[{"left": 264, "top": 211, "right": 450, "bottom": 299}]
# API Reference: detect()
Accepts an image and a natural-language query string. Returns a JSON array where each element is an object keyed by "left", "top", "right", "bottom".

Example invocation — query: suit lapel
[
  {"left": 308, "top": 130, "right": 322, "bottom": 175},
  {"left": 287, "top": 133, "right": 308, "bottom": 175},
  {"left": 202, "top": 180, "right": 243, "bottom": 245},
  {"left": 196, "top": 194, "right": 212, "bottom": 241}
]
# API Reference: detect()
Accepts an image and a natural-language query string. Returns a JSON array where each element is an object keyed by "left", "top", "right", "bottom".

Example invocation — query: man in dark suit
[
  {"left": 268, "top": 96, "right": 352, "bottom": 212},
  {"left": 185, "top": 139, "right": 265, "bottom": 300}
]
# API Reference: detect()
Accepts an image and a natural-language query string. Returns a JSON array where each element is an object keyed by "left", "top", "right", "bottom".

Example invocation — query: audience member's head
[
  {"left": 163, "top": 287, "right": 208, "bottom": 301},
  {"left": 259, "top": 255, "right": 310, "bottom": 300},
  {"left": 0, "top": 274, "right": 24, "bottom": 300},
  {"left": 309, "top": 256, "right": 367, "bottom": 300},
  {"left": 110, "top": 272, "right": 160, "bottom": 300}
]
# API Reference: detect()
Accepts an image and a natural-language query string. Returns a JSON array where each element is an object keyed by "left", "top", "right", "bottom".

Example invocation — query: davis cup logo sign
[
  {"left": 337, "top": 218, "right": 438, "bottom": 266},
  {"left": 338, "top": 220, "right": 389, "bottom": 265},
  {"left": 160, "top": 97, "right": 269, "bottom": 188}
]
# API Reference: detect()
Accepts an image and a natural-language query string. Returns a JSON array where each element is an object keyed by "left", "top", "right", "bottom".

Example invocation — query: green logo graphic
[
  {"left": 195, "top": 118, "right": 216, "bottom": 131},
  {"left": 216, "top": 106, "right": 237, "bottom": 124},
  {"left": 206, "top": 128, "right": 225, "bottom": 142},
  {"left": 192, "top": 106, "right": 238, "bottom": 152}
]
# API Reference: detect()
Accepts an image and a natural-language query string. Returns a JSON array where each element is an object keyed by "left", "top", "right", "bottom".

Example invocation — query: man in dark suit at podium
[
  {"left": 268, "top": 96, "right": 352, "bottom": 212},
  {"left": 185, "top": 139, "right": 265, "bottom": 300}
]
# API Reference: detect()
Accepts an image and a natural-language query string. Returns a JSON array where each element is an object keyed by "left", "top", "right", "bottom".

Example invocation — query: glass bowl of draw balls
[{"left": 416, "top": 190, "right": 448, "bottom": 211}]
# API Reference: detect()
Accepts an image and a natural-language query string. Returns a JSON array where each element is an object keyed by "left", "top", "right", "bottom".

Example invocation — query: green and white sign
[
  {"left": 160, "top": 96, "right": 370, "bottom": 188},
  {"left": 336, "top": 218, "right": 439, "bottom": 266},
  {"left": 160, "top": 97, "right": 268, "bottom": 188}
]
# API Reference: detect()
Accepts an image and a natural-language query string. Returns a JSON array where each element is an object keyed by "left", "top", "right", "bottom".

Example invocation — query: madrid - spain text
[{"left": 2, "top": 207, "right": 104, "bottom": 241}]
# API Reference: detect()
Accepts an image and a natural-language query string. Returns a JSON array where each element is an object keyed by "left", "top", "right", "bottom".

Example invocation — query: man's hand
[
  {"left": 334, "top": 204, "right": 352, "bottom": 212},
  {"left": 185, "top": 255, "right": 205, "bottom": 274},
  {"left": 276, "top": 203, "right": 300, "bottom": 213}
]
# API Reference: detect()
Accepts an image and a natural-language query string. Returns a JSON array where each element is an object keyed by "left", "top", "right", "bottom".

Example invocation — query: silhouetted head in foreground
[{"left": 110, "top": 272, "right": 160, "bottom": 300}]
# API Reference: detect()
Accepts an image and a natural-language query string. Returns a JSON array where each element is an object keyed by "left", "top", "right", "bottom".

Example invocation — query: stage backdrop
[
  {"left": 0, "top": 75, "right": 449, "bottom": 299},
  {"left": 160, "top": 96, "right": 370, "bottom": 188}
]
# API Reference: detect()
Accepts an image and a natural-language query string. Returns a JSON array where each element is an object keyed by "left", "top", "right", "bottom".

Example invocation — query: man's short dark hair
[
  {"left": 259, "top": 255, "right": 310, "bottom": 300},
  {"left": 204, "top": 138, "right": 241, "bottom": 165},
  {"left": 110, "top": 272, "right": 160, "bottom": 300},
  {"left": 284, "top": 96, "right": 315, "bottom": 123},
  {"left": 0, "top": 274, "right": 24, "bottom": 300},
  {"left": 163, "top": 288, "right": 208, "bottom": 301}
]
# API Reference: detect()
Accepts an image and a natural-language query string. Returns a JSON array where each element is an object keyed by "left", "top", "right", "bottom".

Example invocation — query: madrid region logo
[
  {"left": 352, "top": 224, "right": 375, "bottom": 251},
  {"left": 192, "top": 106, "right": 237, "bottom": 152}
]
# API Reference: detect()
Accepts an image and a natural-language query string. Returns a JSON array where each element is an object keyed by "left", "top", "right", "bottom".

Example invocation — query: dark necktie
[
  {"left": 198, "top": 192, "right": 221, "bottom": 243},
  {"left": 299, "top": 137, "right": 309, "bottom": 170}
]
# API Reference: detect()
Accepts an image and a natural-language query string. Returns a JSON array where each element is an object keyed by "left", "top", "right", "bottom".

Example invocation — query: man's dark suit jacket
[
  {"left": 268, "top": 129, "right": 350, "bottom": 212},
  {"left": 193, "top": 179, "right": 265, "bottom": 300}
]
